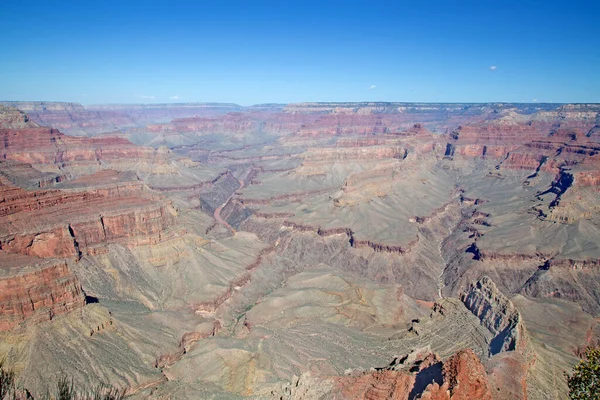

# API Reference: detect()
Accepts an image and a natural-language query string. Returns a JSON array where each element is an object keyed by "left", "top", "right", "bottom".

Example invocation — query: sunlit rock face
[{"left": 0, "top": 255, "right": 86, "bottom": 331}]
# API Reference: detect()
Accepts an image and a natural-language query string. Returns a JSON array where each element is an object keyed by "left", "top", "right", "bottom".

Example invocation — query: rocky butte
[{"left": 0, "top": 101, "right": 599, "bottom": 399}]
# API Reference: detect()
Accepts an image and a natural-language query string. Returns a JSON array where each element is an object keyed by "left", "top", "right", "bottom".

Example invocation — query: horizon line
[{"left": 3, "top": 100, "right": 600, "bottom": 108}]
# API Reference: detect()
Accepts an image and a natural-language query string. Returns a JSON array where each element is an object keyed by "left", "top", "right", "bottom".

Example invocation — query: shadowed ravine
[{"left": 213, "top": 172, "right": 245, "bottom": 233}]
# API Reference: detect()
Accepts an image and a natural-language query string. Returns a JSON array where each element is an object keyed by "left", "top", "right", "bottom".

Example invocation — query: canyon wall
[{"left": 0, "top": 255, "right": 86, "bottom": 331}]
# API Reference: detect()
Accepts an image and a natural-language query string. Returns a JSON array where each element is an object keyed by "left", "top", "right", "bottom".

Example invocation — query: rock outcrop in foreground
[{"left": 276, "top": 347, "right": 493, "bottom": 400}]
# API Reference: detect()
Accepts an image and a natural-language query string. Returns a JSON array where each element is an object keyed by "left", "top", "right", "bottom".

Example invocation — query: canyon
[{"left": 0, "top": 101, "right": 599, "bottom": 399}]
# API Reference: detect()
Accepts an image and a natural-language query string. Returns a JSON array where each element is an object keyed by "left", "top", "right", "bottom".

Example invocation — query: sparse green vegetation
[
  {"left": 55, "top": 377, "right": 75, "bottom": 400},
  {"left": 567, "top": 346, "right": 600, "bottom": 400},
  {"left": 0, "top": 361, "right": 16, "bottom": 400}
]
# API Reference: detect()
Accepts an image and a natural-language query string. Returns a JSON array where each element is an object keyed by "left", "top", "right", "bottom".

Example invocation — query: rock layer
[
  {"left": 278, "top": 348, "right": 493, "bottom": 400},
  {"left": 0, "top": 175, "right": 178, "bottom": 258},
  {"left": 0, "top": 254, "right": 85, "bottom": 331},
  {"left": 460, "top": 276, "right": 526, "bottom": 355}
]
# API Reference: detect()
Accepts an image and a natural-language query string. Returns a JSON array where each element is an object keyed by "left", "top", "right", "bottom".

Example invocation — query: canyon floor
[{"left": 1, "top": 101, "right": 600, "bottom": 399}]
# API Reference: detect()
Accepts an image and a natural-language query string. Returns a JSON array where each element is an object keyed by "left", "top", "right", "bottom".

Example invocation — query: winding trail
[{"left": 213, "top": 173, "right": 245, "bottom": 233}]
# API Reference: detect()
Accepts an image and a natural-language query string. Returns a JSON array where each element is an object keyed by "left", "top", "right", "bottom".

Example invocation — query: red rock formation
[
  {"left": 547, "top": 257, "right": 600, "bottom": 270},
  {"left": 0, "top": 253, "right": 86, "bottom": 331},
  {"left": 194, "top": 245, "right": 275, "bottom": 314},
  {"left": 485, "top": 352, "right": 529, "bottom": 400},
  {"left": 336, "top": 349, "right": 492, "bottom": 400},
  {"left": 253, "top": 211, "right": 295, "bottom": 219},
  {"left": 575, "top": 170, "right": 600, "bottom": 186},
  {"left": 154, "top": 320, "right": 222, "bottom": 368},
  {"left": 281, "top": 220, "right": 417, "bottom": 254},
  {"left": 338, "top": 370, "right": 416, "bottom": 400},
  {"left": 2, "top": 226, "right": 78, "bottom": 258},
  {"left": 444, "top": 110, "right": 600, "bottom": 177},
  {"left": 0, "top": 174, "right": 177, "bottom": 258},
  {"left": 351, "top": 238, "right": 415, "bottom": 254},
  {"left": 420, "top": 349, "right": 493, "bottom": 400},
  {"left": 0, "top": 126, "right": 171, "bottom": 174}
]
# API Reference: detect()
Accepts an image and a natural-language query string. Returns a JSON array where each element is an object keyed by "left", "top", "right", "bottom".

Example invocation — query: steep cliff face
[
  {"left": 445, "top": 107, "right": 599, "bottom": 167},
  {"left": 277, "top": 348, "right": 493, "bottom": 400},
  {"left": 460, "top": 277, "right": 526, "bottom": 355},
  {"left": 337, "top": 369, "right": 416, "bottom": 400},
  {"left": 1, "top": 226, "right": 79, "bottom": 258},
  {"left": 420, "top": 349, "right": 493, "bottom": 400},
  {"left": 0, "top": 254, "right": 86, "bottom": 331},
  {"left": 0, "top": 125, "right": 175, "bottom": 176},
  {"left": 0, "top": 108, "right": 184, "bottom": 340},
  {"left": 0, "top": 176, "right": 177, "bottom": 258}
]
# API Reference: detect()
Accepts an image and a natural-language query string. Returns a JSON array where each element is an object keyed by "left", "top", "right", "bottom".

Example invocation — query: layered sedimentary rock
[
  {"left": 445, "top": 106, "right": 599, "bottom": 167},
  {"left": 0, "top": 102, "right": 243, "bottom": 135},
  {"left": 277, "top": 348, "right": 493, "bottom": 400},
  {"left": 0, "top": 173, "right": 177, "bottom": 258},
  {"left": 421, "top": 349, "right": 493, "bottom": 400},
  {"left": 0, "top": 253, "right": 85, "bottom": 331},
  {"left": 460, "top": 276, "right": 526, "bottom": 355},
  {"left": 0, "top": 126, "right": 174, "bottom": 176}
]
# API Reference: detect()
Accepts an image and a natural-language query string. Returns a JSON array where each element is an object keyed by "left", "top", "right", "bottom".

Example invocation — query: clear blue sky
[{"left": 1, "top": 0, "right": 599, "bottom": 105}]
